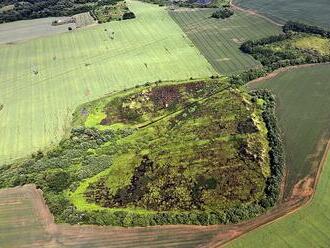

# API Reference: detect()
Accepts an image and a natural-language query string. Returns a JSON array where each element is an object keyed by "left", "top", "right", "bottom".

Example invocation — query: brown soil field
[{"left": 0, "top": 161, "right": 323, "bottom": 248}]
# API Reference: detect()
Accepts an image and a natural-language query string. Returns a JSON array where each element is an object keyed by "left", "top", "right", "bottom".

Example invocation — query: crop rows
[
  {"left": 0, "top": 185, "right": 221, "bottom": 247},
  {"left": 233, "top": 0, "right": 330, "bottom": 29},
  {"left": 0, "top": 1, "right": 215, "bottom": 165},
  {"left": 229, "top": 64, "right": 330, "bottom": 247},
  {"left": 170, "top": 9, "right": 281, "bottom": 74}
]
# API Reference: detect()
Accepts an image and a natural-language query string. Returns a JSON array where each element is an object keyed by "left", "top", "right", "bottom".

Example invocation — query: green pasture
[
  {"left": 0, "top": 0, "right": 215, "bottom": 165},
  {"left": 170, "top": 9, "right": 281, "bottom": 74},
  {"left": 229, "top": 64, "right": 330, "bottom": 247}
]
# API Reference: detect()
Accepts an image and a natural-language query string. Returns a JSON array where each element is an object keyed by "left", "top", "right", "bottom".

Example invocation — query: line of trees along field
[
  {"left": 231, "top": 22, "right": 330, "bottom": 85},
  {"left": 0, "top": 0, "right": 122, "bottom": 23}
]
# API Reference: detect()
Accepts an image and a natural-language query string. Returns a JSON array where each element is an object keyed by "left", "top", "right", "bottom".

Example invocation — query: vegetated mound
[
  {"left": 82, "top": 81, "right": 270, "bottom": 213},
  {"left": 0, "top": 0, "right": 134, "bottom": 23},
  {"left": 0, "top": 79, "right": 282, "bottom": 226},
  {"left": 0, "top": 104, "right": 3, "bottom": 111}
]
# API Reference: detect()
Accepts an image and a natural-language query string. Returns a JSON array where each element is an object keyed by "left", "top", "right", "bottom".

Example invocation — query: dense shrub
[
  {"left": 0, "top": 0, "right": 124, "bottom": 23},
  {"left": 283, "top": 21, "right": 330, "bottom": 38},
  {"left": 211, "top": 7, "right": 234, "bottom": 19},
  {"left": 251, "top": 90, "right": 285, "bottom": 207},
  {"left": 239, "top": 22, "right": 330, "bottom": 72},
  {"left": 122, "top": 11, "right": 135, "bottom": 20}
]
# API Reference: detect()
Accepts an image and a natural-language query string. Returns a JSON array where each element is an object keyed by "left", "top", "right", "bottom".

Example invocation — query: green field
[
  {"left": 0, "top": 0, "right": 216, "bottom": 165},
  {"left": 228, "top": 64, "right": 330, "bottom": 247},
  {"left": 233, "top": 0, "right": 330, "bottom": 29},
  {"left": 170, "top": 9, "right": 281, "bottom": 74}
]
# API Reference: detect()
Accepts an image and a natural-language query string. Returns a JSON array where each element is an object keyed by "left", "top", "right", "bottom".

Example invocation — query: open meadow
[
  {"left": 170, "top": 8, "right": 281, "bottom": 74},
  {"left": 233, "top": 0, "right": 330, "bottom": 29},
  {"left": 228, "top": 64, "right": 330, "bottom": 247},
  {"left": 0, "top": 0, "right": 215, "bottom": 165}
]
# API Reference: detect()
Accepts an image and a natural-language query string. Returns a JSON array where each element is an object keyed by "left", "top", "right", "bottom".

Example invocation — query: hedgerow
[{"left": 238, "top": 21, "right": 330, "bottom": 74}]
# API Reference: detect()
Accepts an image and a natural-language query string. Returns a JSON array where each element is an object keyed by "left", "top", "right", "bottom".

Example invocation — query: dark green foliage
[
  {"left": 251, "top": 90, "right": 285, "bottom": 208},
  {"left": 283, "top": 21, "right": 330, "bottom": 38},
  {"left": 211, "top": 7, "right": 234, "bottom": 19},
  {"left": 230, "top": 68, "right": 268, "bottom": 86},
  {"left": 138, "top": 0, "right": 225, "bottom": 8},
  {"left": 122, "top": 11, "right": 135, "bottom": 20},
  {"left": 239, "top": 22, "right": 330, "bottom": 72},
  {"left": 43, "top": 169, "right": 71, "bottom": 192},
  {"left": 0, "top": 81, "right": 284, "bottom": 227},
  {"left": 0, "top": 0, "right": 123, "bottom": 23}
]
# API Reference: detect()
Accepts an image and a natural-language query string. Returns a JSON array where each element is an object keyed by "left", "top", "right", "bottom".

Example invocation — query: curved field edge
[
  {"left": 0, "top": 78, "right": 283, "bottom": 227},
  {"left": 0, "top": 0, "right": 216, "bottom": 165},
  {"left": 225, "top": 64, "right": 330, "bottom": 247},
  {"left": 232, "top": 0, "right": 330, "bottom": 29},
  {"left": 64, "top": 81, "right": 276, "bottom": 222},
  {"left": 169, "top": 7, "right": 282, "bottom": 74},
  {"left": 0, "top": 184, "right": 223, "bottom": 247},
  {"left": 0, "top": 66, "right": 328, "bottom": 248}
]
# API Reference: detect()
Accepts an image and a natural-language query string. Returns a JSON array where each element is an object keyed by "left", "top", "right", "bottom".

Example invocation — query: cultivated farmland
[
  {"left": 233, "top": 0, "right": 330, "bottom": 29},
  {"left": 228, "top": 64, "right": 330, "bottom": 247},
  {"left": 249, "top": 64, "right": 330, "bottom": 197},
  {"left": 0, "top": 185, "right": 53, "bottom": 247},
  {"left": 170, "top": 9, "right": 281, "bottom": 74},
  {"left": 0, "top": 17, "right": 76, "bottom": 44},
  {"left": 0, "top": 0, "right": 215, "bottom": 165},
  {"left": 0, "top": 184, "right": 223, "bottom": 247}
]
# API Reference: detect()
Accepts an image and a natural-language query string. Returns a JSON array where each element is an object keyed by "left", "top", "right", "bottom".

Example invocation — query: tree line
[
  {"left": 237, "top": 21, "right": 330, "bottom": 74},
  {"left": 0, "top": 0, "right": 122, "bottom": 23}
]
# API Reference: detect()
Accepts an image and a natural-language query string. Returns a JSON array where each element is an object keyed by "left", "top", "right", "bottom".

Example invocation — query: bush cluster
[
  {"left": 211, "top": 7, "right": 234, "bottom": 19},
  {"left": 0, "top": 0, "right": 122, "bottom": 23},
  {"left": 283, "top": 21, "right": 330, "bottom": 38},
  {"left": 251, "top": 90, "right": 285, "bottom": 208},
  {"left": 238, "top": 22, "right": 330, "bottom": 73}
]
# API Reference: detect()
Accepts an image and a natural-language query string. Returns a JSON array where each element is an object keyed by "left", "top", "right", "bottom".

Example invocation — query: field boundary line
[
  {"left": 229, "top": 0, "right": 283, "bottom": 27},
  {"left": 205, "top": 63, "right": 330, "bottom": 248},
  {"left": 246, "top": 62, "right": 330, "bottom": 89},
  {"left": 214, "top": 139, "right": 330, "bottom": 248}
]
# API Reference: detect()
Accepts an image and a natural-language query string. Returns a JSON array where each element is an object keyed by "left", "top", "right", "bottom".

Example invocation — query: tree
[
  {"left": 122, "top": 11, "right": 135, "bottom": 20},
  {"left": 211, "top": 7, "right": 234, "bottom": 19}
]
